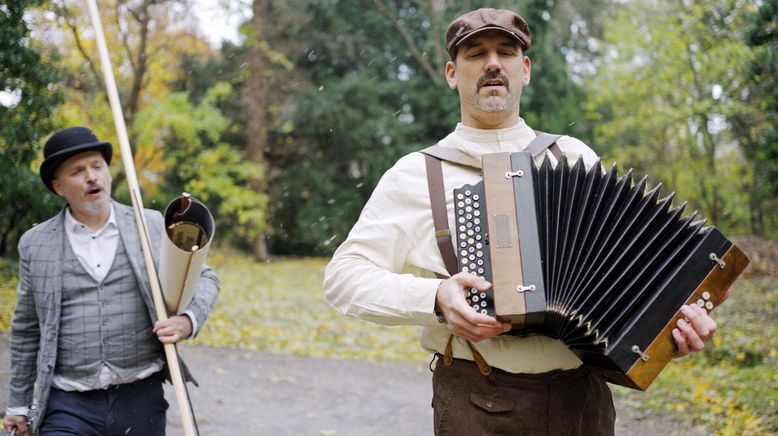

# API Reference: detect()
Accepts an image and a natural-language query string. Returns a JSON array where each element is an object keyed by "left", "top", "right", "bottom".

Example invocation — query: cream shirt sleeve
[{"left": 324, "top": 157, "right": 443, "bottom": 327}]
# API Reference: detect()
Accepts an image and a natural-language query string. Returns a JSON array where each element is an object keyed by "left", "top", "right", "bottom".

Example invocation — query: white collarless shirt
[{"left": 64, "top": 204, "right": 119, "bottom": 283}]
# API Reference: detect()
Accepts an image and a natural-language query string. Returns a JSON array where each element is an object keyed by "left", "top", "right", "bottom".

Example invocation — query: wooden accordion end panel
[{"left": 452, "top": 152, "right": 750, "bottom": 391}]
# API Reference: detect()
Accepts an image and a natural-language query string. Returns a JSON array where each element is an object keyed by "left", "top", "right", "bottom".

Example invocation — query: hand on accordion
[
  {"left": 435, "top": 272, "right": 512, "bottom": 342},
  {"left": 671, "top": 303, "right": 719, "bottom": 358}
]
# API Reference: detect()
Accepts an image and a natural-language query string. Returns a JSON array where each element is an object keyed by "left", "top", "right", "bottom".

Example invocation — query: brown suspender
[
  {"left": 423, "top": 155, "right": 460, "bottom": 278},
  {"left": 421, "top": 133, "right": 564, "bottom": 375}
]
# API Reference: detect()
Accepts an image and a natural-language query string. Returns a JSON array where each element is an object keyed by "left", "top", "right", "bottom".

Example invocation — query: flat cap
[{"left": 446, "top": 8, "right": 532, "bottom": 60}]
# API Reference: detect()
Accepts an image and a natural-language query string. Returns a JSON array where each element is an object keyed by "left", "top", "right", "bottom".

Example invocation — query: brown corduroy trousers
[{"left": 432, "top": 357, "right": 616, "bottom": 436}]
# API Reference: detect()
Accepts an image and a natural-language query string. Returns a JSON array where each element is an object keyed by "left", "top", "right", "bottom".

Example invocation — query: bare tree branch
[
  {"left": 373, "top": 0, "right": 443, "bottom": 86},
  {"left": 56, "top": 4, "right": 102, "bottom": 88}
]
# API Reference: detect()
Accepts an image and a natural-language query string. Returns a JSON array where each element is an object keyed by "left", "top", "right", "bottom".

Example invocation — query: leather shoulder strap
[
  {"left": 420, "top": 146, "right": 482, "bottom": 169},
  {"left": 424, "top": 153, "right": 460, "bottom": 277},
  {"left": 526, "top": 131, "right": 563, "bottom": 160}
]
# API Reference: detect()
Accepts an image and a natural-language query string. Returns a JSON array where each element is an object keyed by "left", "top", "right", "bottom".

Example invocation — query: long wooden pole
[{"left": 84, "top": 2, "right": 198, "bottom": 435}]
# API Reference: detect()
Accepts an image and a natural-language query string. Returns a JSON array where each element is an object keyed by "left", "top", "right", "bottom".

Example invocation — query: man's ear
[
  {"left": 523, "top": 55, "right": 531, "bottom": 86},
  {"left": 445, "top": 61, "right": 458, "bottom": 90},
  {"left": 52, "top": 179, "right": 64, "bottom": 197}
]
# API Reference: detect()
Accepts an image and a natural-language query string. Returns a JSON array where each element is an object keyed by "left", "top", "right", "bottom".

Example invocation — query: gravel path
[{"left": 1, "top": 334, "right": 703, "bottom": 435}]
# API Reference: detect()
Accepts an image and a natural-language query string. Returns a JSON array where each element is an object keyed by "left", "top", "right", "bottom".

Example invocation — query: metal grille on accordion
[{"left": 452, "top": 151, "right": 749, "bottom": 390}]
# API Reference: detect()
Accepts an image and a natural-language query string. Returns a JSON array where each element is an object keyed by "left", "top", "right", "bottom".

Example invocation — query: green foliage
[
  {"left": 0, "top": 258, "right": 17, "bottom": 331},
  {"left": 130, "top": 85, "right": 268, "bottom": 243},
  {"left": 0, "top": 0, "right": 64, "bottom": 258},
  {"left": 585, "top": 0, "right": 776, "bottom": 236},
  {"left": 265, "top": 0, "right": 600, "bottom": 255}
]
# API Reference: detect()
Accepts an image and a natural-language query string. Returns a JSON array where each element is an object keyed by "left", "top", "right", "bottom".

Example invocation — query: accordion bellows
[{"left": 453, "top": 152, "right": 749, "bottom": 390}]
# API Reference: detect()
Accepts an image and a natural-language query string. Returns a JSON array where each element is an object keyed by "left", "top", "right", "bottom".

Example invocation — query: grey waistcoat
[{"left": 55, "top": 236, "right": 163, "bottom": 384}]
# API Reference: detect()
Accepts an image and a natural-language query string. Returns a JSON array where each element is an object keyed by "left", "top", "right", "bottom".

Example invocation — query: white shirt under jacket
[{"left": 324, "top": 118, "right": 601, "bottom": 374}]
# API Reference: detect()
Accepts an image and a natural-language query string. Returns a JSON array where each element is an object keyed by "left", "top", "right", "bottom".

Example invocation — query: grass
[{"left": 1, "top": 248, "right": 775, "bottom": 434}]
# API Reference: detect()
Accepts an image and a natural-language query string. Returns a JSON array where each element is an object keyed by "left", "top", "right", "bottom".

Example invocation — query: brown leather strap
[
  {"left": 444, "top": 335, "right": 454, "bottom": 366},
  {"left": 465, "top": 340, "right": 493, "bottom": 376},
  {"left": 424, "top": 154, "right": 459, "bottom": 277},
  {"left": 442, "top": 334, "right": 492, "bottom": 376},
  {"left": 420, "top": 146, "right": 482, "bottom": 169},
  {"left": 526, "top": 132, "right": 563, "bottom": 159}
]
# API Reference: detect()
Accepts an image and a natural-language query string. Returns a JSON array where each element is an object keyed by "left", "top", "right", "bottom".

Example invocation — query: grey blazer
[{"left": 7, "top": 200, "right": 220, "bottom": 434}]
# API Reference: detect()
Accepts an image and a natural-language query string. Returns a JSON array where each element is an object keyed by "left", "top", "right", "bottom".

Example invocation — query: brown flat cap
[{"left": 446, "top": 8, "right": 532, "bottom": 60}]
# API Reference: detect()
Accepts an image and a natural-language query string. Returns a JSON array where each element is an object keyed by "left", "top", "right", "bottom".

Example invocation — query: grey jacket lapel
[{"left": 115, "top": 201, "right": 159, "bottom": 322}]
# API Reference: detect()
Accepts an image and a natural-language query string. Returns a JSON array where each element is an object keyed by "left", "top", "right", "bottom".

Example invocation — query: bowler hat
[
  {"left": 40, "top": 126, "right": 113, "bottom": 193},
  {"left": 446, "top": 8, "right": 532, "bottom": 60}
]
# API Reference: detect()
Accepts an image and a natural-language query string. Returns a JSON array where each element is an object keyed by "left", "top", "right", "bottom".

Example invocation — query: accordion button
[
  {"left": 697, "top": 299, "right": 705, "bottom": 307},
  {"left": 465, "top": 198, "right": 472, "bottom": 205},
  {"left": 474, "top": 210, "right": 481, "bottom": 217},
  {"left": 461, "top": 249, "right": 468, "bottom": 256},
  {"left": 465, "top": 189, "right": 472, "bottom": 196},
  {"left": 459, "top": 225, "right": 466, "bottom": 232},
  {"left": 458, "top": 209, "right": 464, "bottom": 216},
  {"left": 457, "top": 193, "right": 464, "bottom": 200},
  {"left": 705, "top": 301, "right": 714, "bottom": 310},
  {"left": 458, "top": 201, "right": 464, "bottom": 208},
  {"left": 473, "top": 194, "right": 480, "bottom": 201},
  {"left": 475, "top": 226, "right": 482, "bottom": 232},
  {"left": 702, "top": 291, "right": 711, "bottom": 300},
  {"left": 466, "top": 214, "right": 473, "bottom": 220}
]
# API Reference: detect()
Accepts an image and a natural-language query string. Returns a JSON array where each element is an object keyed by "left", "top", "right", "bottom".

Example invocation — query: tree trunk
[{"left": 245, "top": 0, "right": 271, "bottom": 262}]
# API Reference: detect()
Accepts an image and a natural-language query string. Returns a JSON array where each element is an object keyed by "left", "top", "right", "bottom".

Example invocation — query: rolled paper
[{"left": 159, "top": 193, "right": 215, "bottom": 314}]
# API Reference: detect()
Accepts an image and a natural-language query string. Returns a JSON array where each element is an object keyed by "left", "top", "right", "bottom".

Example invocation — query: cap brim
[
  {"left": 455, "top": 26, "right": 524, "bottom": 49},
  {"left": 40, "top": 141, "right": 112, "bottom": 193}
]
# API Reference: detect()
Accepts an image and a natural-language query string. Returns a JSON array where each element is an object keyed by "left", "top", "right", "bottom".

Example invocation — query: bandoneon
[{"left": 452, "top": 152, "right": 749, "bottom": 390}]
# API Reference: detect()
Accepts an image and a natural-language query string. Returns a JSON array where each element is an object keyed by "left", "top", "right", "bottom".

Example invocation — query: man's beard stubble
[{"left": 471, "top": 71, "right": 520, "bottom": 113}]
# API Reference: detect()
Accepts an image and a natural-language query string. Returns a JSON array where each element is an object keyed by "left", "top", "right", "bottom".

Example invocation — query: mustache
[{"left": 476, "top": 71, "right": 510, "bottom": 90}]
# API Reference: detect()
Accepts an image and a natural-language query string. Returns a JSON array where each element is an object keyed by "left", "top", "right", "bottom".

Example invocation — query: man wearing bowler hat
[
  {"left": 3, "top": 126, "right": 220, "bottom": 436},
  {"left": 324, "top": 8, "right": 720, "bottom": 434}
]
